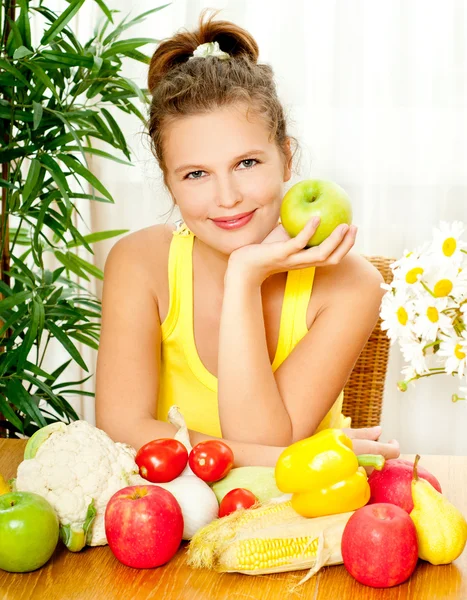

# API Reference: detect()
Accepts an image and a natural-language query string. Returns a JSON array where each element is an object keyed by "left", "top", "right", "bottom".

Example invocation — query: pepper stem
[
  {"left": 357, "top": 454, "right": 385, "bottom": 470},
  {"left": 413, "top": 454, "right": 421, "bottom": 481}
]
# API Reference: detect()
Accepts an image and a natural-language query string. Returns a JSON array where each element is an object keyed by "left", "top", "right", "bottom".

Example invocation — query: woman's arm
[
  {"left": 217, "top": 269, "right": 292, "bottom": 445},
  {"left": 94, "top": 228, "right": 284, "bottom": 467},
  {"left": 217, "top": 253, "right": 385, "bottom": 445},
  {"left": 216, "top": 219, "right": 392, "bottom": 446}
]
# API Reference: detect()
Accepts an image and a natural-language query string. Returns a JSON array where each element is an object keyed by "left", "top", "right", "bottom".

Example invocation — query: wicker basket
[{"left": 342, "top": 256, "right": 395, "bottom": 428}]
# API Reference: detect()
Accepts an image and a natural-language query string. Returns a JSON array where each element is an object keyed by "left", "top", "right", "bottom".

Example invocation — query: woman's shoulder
[
  {"left": 312, "top": 251, "right": 385, "bottom": 311},
  {"left": 104, "top": 223, "right": 176, "bottom": 296}
]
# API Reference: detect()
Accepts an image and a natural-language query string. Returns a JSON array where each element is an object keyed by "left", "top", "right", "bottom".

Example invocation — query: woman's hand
[
  {"left": 343, "top": 425, "right": 400, "bottom": 474},
  {"left": 227, "top": 217, "right": 358, "bottom": 285}
]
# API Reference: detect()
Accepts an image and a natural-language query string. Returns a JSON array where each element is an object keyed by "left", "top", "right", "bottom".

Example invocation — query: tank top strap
[
  {"left": 160, "top": 224, "right": 194, "bottom": 341},
  {"left": 271, "top": 266, "right": 316, "bottom": 370}
]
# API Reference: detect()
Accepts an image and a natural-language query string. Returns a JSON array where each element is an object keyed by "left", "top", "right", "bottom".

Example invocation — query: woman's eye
[
  {"left": 185, "top": 159, "right": 259, "bottom": 180},
  {"left": 186, "top": 170, "right": 204, "bottom": 180},
  {"left": 241, "top": 159, "right": 258, "bottom": 168}
]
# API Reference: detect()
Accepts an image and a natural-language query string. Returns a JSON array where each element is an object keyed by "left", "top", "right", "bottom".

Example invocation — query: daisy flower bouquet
[{"left": 380, "top": 221, "right": 467, "bottom": 402}]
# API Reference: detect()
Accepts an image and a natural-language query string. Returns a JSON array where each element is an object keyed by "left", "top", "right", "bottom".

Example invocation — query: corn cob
[{"left": 187, "top": 499, "right": 354, "bottom": 585}]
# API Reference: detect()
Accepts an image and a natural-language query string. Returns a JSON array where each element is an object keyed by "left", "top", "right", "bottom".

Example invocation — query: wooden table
[{"left": 0, "top": 440, "right": 466, "bottom": 600}]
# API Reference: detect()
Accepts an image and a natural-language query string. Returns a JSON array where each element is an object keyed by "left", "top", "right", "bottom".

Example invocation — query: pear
[{"left": 410, "top": 454, "right": 467, "bottom": 565}]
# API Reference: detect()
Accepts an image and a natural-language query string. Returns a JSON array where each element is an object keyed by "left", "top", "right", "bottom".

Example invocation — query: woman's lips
[{"left": 211, "top": 210, "right": 256, "bottom": 230}]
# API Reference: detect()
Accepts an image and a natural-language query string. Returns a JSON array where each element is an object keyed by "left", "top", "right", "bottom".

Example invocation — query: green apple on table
[
  {"left": 0, "top": 491, "right": 59, "bottom": 573},
  {"left": 280, "top": 179, "right": 353, "bottom": 247}
]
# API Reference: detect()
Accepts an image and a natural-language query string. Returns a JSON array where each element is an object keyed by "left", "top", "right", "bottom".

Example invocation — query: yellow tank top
[{"left": 157, "top": 222, "right": 351, "bottom": 438}]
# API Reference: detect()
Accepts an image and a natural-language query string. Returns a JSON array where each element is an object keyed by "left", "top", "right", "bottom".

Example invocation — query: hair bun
[{"left": 148, "top": 8, "right": 259, "bottom": 94}]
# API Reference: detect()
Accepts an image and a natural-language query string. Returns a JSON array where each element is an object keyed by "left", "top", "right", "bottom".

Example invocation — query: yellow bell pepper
[{"left": 275, "top": 428, "right": 385, "bottom": 518}]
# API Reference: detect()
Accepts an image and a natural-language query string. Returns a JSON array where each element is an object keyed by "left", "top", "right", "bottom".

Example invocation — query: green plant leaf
[
  {"left": 67, "top": 331, "right": 99, "bottom": 350},
  {"left": 100, "top": 107, "right": 129, "bottom": 157},
  {"left": 102, "top": 5, "right": 169, "bottom": 45},
  {"left": 24, "top": 360, "right": 54, "bottom": 380},
  {"left": 119, "top": 76, "right": 147, "bottom": 105},
  {"left": 37, "top": 154, "right": 71, "bottom": 207},
  {"left": 57, "top": 153, "right": 114, "bottom": 201},
  {"left": 21, "top": 372, "right": 62, "bottom": 404},
  {"left": 46, "top": 321, "right": 88, "bottom": 372},
  {"left": 41, "top": 0, "right": 86, "bottom": 46},
  {"left": 66, "top": 229, "right": 128, "bottom": 248},
  {"left": 121, "top": 49, "right": 151, "bottom": 64},
  {"left": 33, "top": 101, "right": 43, "bottom": 130},
  {"left": 6, "top": 16, "right": 24, "bottom": 56},
  {"left": 0, "top": 145, "right": 39, "bottom": 163},
  {"left": 61, "top": 389, "right": 95, "bottom": 397},
  {"left": 0, "top": 348, "right": 20, "bottom": 377},
  {"left": 16, "top": 0, "right": 32, "bottom": 50},
  {"left": 13, "top": 45, "right": 34, "bottom": 59},
  {"left": 69, "top": 192, "right": 113, "bottom": 204},
  {"left": 0, "top": 395, "right": 24, "bottom": 432},
  {"left": 22, "top": 158, "right": 42, "bottom": 204},
  {"left": 64, "top": 145, "right": 132, "bottom": 166},
  {"left": 16, "top": 299, "right": 42, "bottom": 372},
  {"left": 22, "top": 61, "right": 62, "bottom": 102},
  {"left": 54, "top": 251, "right": 90, "bottom": 281},
  {"left": 0, "top": 290, "right": 32, "bottom": 312},
  {"left": 41, "top": 50, "right": 94, "bottom": 68},
  {"left": 52, "top": 373, "right": 93, "bottom": 390},
  {"left": 6, "top": 380, "right": 47, "bottom": 428},
  {"left": 0, "top": 303, "right": 28, "bottom": 337},
  {"left": 93, "top": 0, "right": 114, "bottom": 22},
  {"left": 0, "top": 58, "right": 33, "bottom": 88},
  {"left": 68, "top": 255, "right": 104, "bottom": 280},
  {"left": 101, "top": 38, "right": 157, "bottom": 59},
  {"left": 0, "top": 281, "right": 13, "bottom": 297},
  {"left": 10, "top": 255, "right": 36, "bottom": 285}
]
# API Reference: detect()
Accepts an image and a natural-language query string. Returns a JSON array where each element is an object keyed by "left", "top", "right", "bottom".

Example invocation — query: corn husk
[{"left": 187, "top": 498, "right": 353, "bottom": 587}]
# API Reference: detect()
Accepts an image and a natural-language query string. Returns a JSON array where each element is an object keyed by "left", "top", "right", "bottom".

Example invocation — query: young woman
[{"left": 95, "top": 10, "right": 400, "bottom": 467}]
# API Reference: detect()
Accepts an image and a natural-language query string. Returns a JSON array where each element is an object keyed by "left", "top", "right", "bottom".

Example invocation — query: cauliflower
[{"left": 15, "top": 420, "right": 141, "bottom": 552}]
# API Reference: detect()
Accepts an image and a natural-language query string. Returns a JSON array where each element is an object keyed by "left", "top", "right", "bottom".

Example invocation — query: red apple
[
  {"left": 105, "top": 485, "right": 183, "bottom": 568},
  {"left": 341, "top": 503, "right": 418, "bottom": 588},
  {"left": 368, "top": 458, "right": 441, "bottom": 513}
]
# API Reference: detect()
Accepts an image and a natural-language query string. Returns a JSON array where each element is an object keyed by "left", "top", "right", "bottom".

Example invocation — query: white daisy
[
  {"left": 390, "top": 251, "right": 429, "bottom": 293},
  {"left": 430, "top": 221, "right": 467, "bottom": 267},
  {"left": 437, "top": 330, "right": 467, "bottom": 378},
  {"left": 399, "top": 338, "right": 430, "bottom": 374},
  {"left": 421, "top": 261, "right": 467, "bottom": 301},
  {"left": 412, "top": 295, "right": 452, "bottom": 342},
  {"left": 380, "top": 285, "right": 417, "bottom": 343},
  {"left": 401, "top": 364, "right": 418, "bottom": 383}
]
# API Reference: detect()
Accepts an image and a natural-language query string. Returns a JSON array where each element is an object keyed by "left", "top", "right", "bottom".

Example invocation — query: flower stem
[
  {"left": 420, "top": 280, "right": 436, "bottom": 298},
  {"left": 399, "top": 368, "right": 455, "bottom": 388}
]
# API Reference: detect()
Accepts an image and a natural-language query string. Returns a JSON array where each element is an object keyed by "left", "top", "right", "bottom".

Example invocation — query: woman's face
[{"left": 163, "top": 103, "right": 292, "bottom": 256}]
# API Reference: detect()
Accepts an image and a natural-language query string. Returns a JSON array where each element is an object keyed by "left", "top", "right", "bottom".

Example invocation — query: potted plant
[{"left": 0, "top": 0, "right": 169, "bottom": 437}]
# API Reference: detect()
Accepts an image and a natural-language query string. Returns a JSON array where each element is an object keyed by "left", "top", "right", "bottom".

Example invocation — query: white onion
[
  {"left": 138, "top": 405, "right": 220, "bottom": 539},
  {"left": 156, "top": 476, "right": 219, "bottom": 540}
]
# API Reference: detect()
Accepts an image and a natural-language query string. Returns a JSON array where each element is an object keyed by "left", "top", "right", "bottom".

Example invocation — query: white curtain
[{"left": 40, "top": 0, "right": 467, "bottom": 454}]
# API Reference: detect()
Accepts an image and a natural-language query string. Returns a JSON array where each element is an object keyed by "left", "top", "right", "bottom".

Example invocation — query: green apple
[
  {"left": 0, "top": 491, "right": 59, "bottom": 573},
  {"left": 280, "top": 179, "right": 353, "bottom": 247}
]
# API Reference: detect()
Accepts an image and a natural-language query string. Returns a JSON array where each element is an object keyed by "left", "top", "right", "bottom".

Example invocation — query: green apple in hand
[
  {"left": 280, "top": 180, "right": 353, "bottom": 247},
  {"left": 0, "top": 491, "right": 59, "bottom": 572}
]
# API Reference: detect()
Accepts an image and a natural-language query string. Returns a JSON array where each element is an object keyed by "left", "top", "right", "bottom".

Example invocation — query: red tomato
[
  {"left": 188, "top": 440, "right": 234, "bottom": 482},
  {"left": 219, "top": 488, "right": 258, "bottom": 518},
  {"left": 135, "top": 438, "right": 188, "bottom": 483}
]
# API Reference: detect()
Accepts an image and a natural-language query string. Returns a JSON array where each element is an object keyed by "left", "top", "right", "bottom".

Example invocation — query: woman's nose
[{"left": 214, "top": 178, "right": 242, "bottom": 208}]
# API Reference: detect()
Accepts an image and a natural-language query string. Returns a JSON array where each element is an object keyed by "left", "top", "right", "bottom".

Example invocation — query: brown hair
[{"left": 146, "top": 8, "right": 299, "bottom": 190}]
